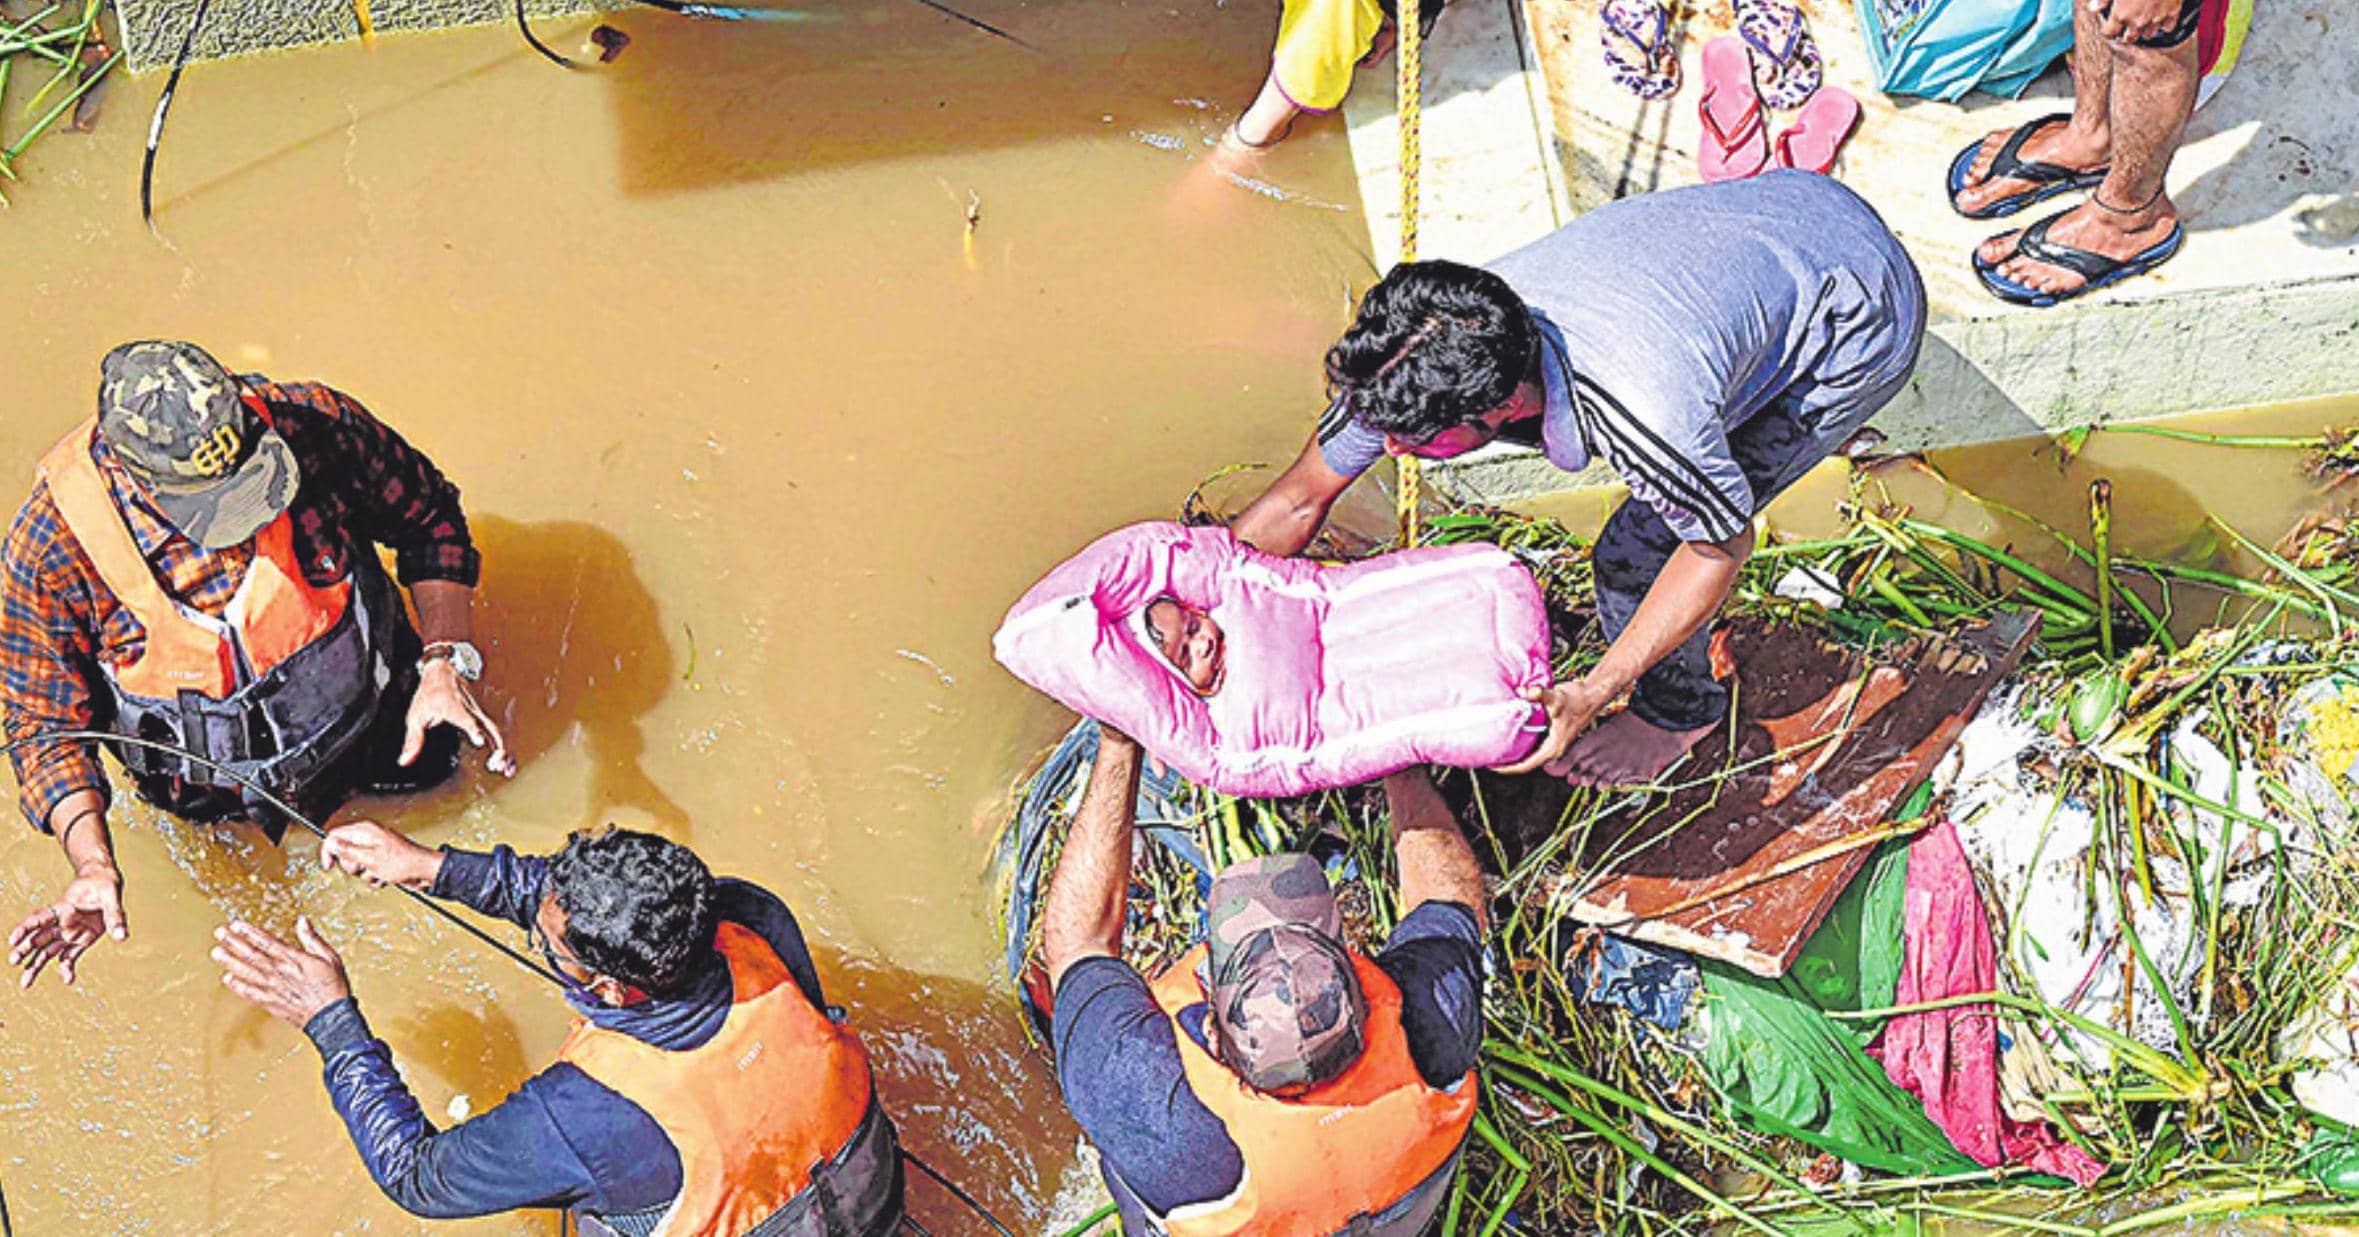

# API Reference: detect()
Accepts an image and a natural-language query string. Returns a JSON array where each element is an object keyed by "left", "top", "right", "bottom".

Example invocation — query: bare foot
[
  {"left": 1981, "top": 194, "right": 2181, "bottom": 297},
  {"left": 1953, "top": 119, "right": 2110, "bottom": 216},
  {"left": 1546, "top": 710, "right": 1714, "bottom": 788}
]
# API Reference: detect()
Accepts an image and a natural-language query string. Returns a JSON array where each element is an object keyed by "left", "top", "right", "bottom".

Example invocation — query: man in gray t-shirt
[{"left": 1232, "top": 171, "right": 1926, "bottom": 787}]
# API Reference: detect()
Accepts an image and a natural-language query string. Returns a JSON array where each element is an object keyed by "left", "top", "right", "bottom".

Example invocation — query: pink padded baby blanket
[{"left": 993, "top": 522, "right": 1551, "bottom": 797}]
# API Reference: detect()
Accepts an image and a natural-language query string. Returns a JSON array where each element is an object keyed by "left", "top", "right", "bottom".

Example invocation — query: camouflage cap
[
  {"left": 97, "top": 340, "right": 299, "bottom": 549},
  {"left": 1202, "top": 853, "right": 1368, "bottom": 1092}
]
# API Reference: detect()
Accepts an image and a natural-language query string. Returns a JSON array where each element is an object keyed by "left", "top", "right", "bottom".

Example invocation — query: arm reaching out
[
  {"left": 1496, "top": 527, "right": 1753, "bottom": 774},
  {"left": 1384, "top": 767, "right": 1486, "bottom": 930},
  {"left": 1042, "top": 727, "right": 1145, "bottom": 988},
  {"left": 1228, "top": 436, "right": 1358, "bottom": 558}
]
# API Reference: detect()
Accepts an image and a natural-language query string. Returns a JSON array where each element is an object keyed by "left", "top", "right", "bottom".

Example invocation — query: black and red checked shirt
[{"left": 1, "top": 377, "right": 480, "bottom": 832}]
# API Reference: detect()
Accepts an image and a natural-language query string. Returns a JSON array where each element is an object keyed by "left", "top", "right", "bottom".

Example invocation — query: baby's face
[{"left": 1144, "top": 598, "right": 1226, "bottom": 696}]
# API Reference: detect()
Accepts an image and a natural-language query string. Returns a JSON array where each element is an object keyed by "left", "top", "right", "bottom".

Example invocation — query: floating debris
[
  {"left": 895, "top": 648, "right": 955, "bottom": 687},
  {"left": 588, "top": 24, "right": 630, "bottom": 62}
]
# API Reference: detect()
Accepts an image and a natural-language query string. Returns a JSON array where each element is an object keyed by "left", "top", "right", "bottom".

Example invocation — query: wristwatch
[{"left": 420, "top": 640, "right": 485, "bottom": 682}]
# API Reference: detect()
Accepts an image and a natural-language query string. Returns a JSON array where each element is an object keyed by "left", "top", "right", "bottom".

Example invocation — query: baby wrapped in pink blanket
[{"left": 993, "top": 521, "right": 1551, "bottom": 798}]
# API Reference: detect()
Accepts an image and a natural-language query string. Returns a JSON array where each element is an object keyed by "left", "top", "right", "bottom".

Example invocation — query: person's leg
[
  {"left": 1558, "top": 397, "right": 1874, "bottom": 787},
  {"left": 1550, "top": 495, "right": 1724, "bottom": 786},
  {"left": 1982, "top": 8, "right": 2200, "bottom": 292},
  {"left": 1952, "top": 0, "right": 2115, "bottom": 216},
  {"left": 1230, "top": 74, "right": 1305, "bottom": 149}
]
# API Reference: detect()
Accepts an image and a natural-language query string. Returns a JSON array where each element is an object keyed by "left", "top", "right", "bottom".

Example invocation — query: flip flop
[
  {"left": 1976, "top": 209, "right": 2186, "bottom": 307},
  {"left": 1698, "top": 36, "right": 1769, "bottom": 182},
  {"left": 1601, "top": 0, "right": 1680, "bottom": 101},
  {"left": 1732, "top": 0, "right": 1821, "bottom": 111},
  {"left": 1946, "top": 113, "right": 2110, "bottom": 220},
  {"left": 1771, "top": 85, "right": 1859, "bottom": 174}
]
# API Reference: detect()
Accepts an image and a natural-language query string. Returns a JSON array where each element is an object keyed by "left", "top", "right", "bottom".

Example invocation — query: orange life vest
[
  {"left": 38, "top": 419, "right": 350, "bottom": 700},
  {"left": 1136, "top": 943, "right": 1479, "bottom": 1237},
  {"left": 557, "top": 923, "right": 879, "bottom": 1237}
]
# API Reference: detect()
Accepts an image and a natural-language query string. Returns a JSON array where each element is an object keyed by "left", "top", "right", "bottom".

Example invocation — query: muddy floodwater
[{"left": 2, "top": 3, "right": 2356, "bottom": 1231}]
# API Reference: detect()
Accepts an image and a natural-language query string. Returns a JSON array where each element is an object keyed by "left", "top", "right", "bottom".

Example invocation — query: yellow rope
[{"left": 1393, "top": 0, "right": 1425, "bottom": 548}]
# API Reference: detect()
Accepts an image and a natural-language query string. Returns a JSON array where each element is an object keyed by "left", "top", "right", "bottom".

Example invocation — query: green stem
[
  {"left": 1052, "top": 1202, "right": 1119, "bottom": 1237},
  {"left": 1486, "top": 1045, "right": 1867, "bottom": 1231},
  {"left": 2091, "top": 1182, "right": 2314, "bottom": 1235},
  {"left": 3, "top": 46, "right": 117, "bottom": 161},
  {"left": 1487, "top": 1062, "right": 1789, "bottom": 1237},
  {"left": 2096, "top": 423, "right": 2327, "bottom": 451},
  {"left": 1826, "top": 991, "right": 2198, "bottom": 1092}
]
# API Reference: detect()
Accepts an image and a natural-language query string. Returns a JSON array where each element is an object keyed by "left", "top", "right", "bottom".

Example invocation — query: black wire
[
  {"left": 0, "top": 730, "right": 567, "bottom": 988},
  {"left": 139, "top": 0, "right": 213, "bottom": 228},
  {"left": 896, "top": 0, "right": 1038, "bottom": 51},
  {"left": 901, "top": 1149, "right": 1015, "bottom": 1237},
  {"left": 0, "top": 1162, "right": 13, "bottom": 1237},
  {"left": 899, "top": 1216, "right": 932, "bottom": 1236},
  {"left": 514, "top": 0, "right": 582, "bottom": 68}
]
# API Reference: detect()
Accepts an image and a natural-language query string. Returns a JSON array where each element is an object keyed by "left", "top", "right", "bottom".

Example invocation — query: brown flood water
[
  {"left": 0, "top": 5, "right": 1382, "bottom": 1231},
  {"left": 3, "top": 6, "right": 2356, "bottom": 1230}
]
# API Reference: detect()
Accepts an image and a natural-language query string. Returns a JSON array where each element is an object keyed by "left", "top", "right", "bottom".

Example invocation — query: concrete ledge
[
  {"left": 117, "top": 0, "right": 604, "bottom": 72},
  {"left": 1429, "top": 273, "right": 2359, "bottom": 505}
]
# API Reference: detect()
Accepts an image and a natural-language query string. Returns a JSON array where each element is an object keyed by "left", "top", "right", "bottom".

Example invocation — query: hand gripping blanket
[{"left": 993, "top": 522, "right": 1551, "bottom": 797}]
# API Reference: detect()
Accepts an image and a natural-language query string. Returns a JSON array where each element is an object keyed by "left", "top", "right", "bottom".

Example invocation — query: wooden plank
[{"left": 1547, "top": 611, "right": 2037, "bottom": 977}]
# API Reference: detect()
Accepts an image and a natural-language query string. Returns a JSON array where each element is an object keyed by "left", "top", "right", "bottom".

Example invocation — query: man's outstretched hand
[
  {"left": 319, "top": 820, "right": 444, "bottom": 892},
  {"left": 1492, "top": 678, "right": 1614, "bottom": 775},
  {"left": 212, "top": 918, "right": 352, "bottom": 1027},
  {"left": 8, "top": 860, "right": 126, "bottom": 989},
  {"left": 403, "top": 661, "right": 516, "bottom": 778}
]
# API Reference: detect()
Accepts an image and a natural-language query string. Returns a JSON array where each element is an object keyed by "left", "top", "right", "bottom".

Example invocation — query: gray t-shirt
[{"left": 1321, "top": 171, "right": 1925, "bottom": 543}]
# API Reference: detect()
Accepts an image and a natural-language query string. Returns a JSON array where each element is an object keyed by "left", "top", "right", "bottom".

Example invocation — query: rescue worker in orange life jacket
[
  {"left": 3, "top": 340, "right": 516, "bottom": 991},
  {"left": 211, "top": 823, "right": 907, "bottom": 1237},
  {"left": 1041, "top": 727, "right": 1489, "bottom": 1237}
]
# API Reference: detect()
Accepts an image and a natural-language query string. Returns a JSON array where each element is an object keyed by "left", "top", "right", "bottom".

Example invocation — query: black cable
[
  {"left": 515, "top": 0, "right": 584, "bottom": 67},
  {"left": 0, "top": 730, "right": 566, "bottom": 988},
  {"left": 901, "top": 1149, "right": 1015, "bottom": 1237},
  {"left": 139, "top": 0, "right": 213, "bottom": 228},
  {"left": 0, "top": 1162, "right": 13, "bottom": 1237},
  {"left": 892, "top": 0, "right": 1039, "bottom": 52}
]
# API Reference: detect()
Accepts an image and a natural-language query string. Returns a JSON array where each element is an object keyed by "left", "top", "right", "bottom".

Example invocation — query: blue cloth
[
  {"left": 302, "top": 846, "right": 827, "bottom": 1221},
  {"left": 1052, "top": 900, "right": 1486, "bottom": 1217},
  {"left": 1574, "top": 936, "right": 1702, "bottom": 1031},
  {"left": 1855, "top": 0, "right": 2075, "bottom": 101},
  {"left": 1319, "top": 172, "right": 1925, "bottom": 545}
]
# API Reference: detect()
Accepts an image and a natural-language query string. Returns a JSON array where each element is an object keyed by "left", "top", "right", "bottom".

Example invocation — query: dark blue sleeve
[
  {"left": 1050, "top": 957, "right": 1242, "bottom": 1215},
  {"left": 304, "top": 999, "right": 682, "bottom": 1218},
  {"left": 1374, "top": 902, "right": 1486, "bottom": 1090},
  {"left": 430, "top": 846, "right": 550, "bottom": 929},
  {"left": 710, "top": 878, "right": 825, "bottom": 1008}
]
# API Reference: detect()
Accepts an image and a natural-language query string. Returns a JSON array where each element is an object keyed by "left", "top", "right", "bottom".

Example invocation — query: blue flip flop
[
  {"left": 1976, "top": 209, "right": 2185, "bottom": 308},
  {"left": 1947, "top": 114, "right": 2110, "bottom": 221}
]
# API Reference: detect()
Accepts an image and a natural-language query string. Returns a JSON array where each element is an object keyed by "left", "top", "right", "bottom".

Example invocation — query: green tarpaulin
[{"left": 1700, "top": 838, "right": 1982, "bottom": 1176}]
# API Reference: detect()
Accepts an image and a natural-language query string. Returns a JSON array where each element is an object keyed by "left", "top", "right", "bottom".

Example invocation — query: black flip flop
[
  {"left": 1947, "top": 114, "right": 2110, "bottom": 221},
  {"left": 1976, "top": 209, "right": 2185, "bottom": 308}
]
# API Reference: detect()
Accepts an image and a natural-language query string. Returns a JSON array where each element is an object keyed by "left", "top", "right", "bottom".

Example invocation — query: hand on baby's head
[{"left": 1143, "top": 597, "right": 1227, "bottom": 697}]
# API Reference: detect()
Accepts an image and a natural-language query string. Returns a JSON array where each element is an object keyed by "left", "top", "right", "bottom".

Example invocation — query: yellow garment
[{"left": 1271, "top": 0, "right": 1387, "bottom": 112}]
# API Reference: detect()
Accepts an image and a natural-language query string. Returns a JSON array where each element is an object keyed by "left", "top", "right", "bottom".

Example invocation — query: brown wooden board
[{"left": 1543, "top": 612, "right": 2037, "bottom": 977}]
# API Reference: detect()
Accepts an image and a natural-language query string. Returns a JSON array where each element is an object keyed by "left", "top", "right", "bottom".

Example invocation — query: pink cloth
[
  {"left": 1869, "top": 820, "right": 2108, "bottom": 1186},
  {"left": 993, "top": 522, "right": 1550, "bottom": 798}
]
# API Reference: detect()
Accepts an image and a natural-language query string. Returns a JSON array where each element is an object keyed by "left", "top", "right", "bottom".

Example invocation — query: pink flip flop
[
  {"left": 1771, "top": 85, "right": 1860, "bottom": 174},
  {"left": 1698, "top": 36, "right": 1769, "bottom": 183}
]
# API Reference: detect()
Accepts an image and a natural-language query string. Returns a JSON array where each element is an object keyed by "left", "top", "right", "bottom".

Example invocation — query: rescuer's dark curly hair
[
  {"left": 550, "top": 827, "right": 715, "bottom": 998},
  {"left": 1324, "top": 260, "right": 1538, "bottom": 442}
]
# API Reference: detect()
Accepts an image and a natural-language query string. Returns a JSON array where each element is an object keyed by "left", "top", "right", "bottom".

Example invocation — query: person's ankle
[{"left": 2089, "top": 184, "right": 2172, "bottom": 228}]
